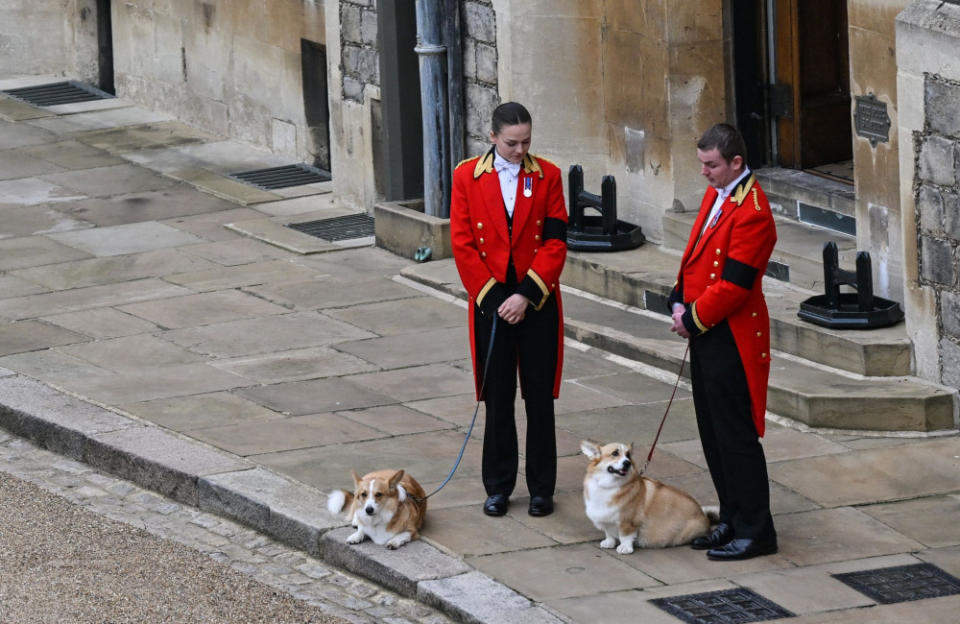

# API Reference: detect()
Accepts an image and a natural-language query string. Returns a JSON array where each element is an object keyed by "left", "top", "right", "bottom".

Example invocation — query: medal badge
[{"left": 523, "top": 177, "right": 533, "bottom": 198}]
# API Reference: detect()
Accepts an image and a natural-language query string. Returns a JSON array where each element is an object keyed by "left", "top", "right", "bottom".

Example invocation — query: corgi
[
  {"left": 581, "top": 440, "right": 718, "bottom": 554},
  {"left": 326, "top": 469, "right": 427, "bottom": 549}
]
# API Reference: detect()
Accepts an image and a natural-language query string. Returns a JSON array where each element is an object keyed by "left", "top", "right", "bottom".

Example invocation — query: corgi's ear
[
  {"left": 627, "top": 442, "right": 635, "bottom": 455},
  {"left": 396, "top": 483, "right": 408, "bottom": 502},
  {"left": 388, "top": 469, "right": 405, "bottom": 489},
  {"left": 580, "top": 440, "right": 601, "bottom": 459},
  {"left": 351, "top": 470, "right": 362, "bottom": 487}
]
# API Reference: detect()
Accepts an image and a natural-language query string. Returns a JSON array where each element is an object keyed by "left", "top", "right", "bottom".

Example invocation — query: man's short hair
[{"left": 697, "top": 123, "right": 747, "bottom": 164}]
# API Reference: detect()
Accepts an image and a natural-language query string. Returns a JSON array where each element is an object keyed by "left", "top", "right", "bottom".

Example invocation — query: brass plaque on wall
[{"left": 854, "top": 93, "right": 890, "bottom": 146}]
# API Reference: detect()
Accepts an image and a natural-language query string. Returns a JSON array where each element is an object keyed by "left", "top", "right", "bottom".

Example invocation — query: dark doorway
[
  {"left": 97, "top": 0, "right": 115, "bottom": 94},
  {"left": 377, "top": 0, "right": 423, "bottom": 201},
  {"left": 301, "top": 39, "right": 331, "bottom": 173},
  {"left": 732, "top": 0, "right": 852, "bottom": 171}
]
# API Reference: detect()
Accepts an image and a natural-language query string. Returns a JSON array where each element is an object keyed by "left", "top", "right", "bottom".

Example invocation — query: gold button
[
  {"left": 713, "top": 261, "right": 719, "bottom": 267},
  {"left": 534, "top": 248, "right": 539, "bottom": 253},
  {"left": 479, "top": 237, "right": 485, "bottom": 244},
  {"left": 715, "top": 248, "right": 721, "bottom": 255},
  {"left": 551, "top": 283, "right": 556, "bottom": 288},
  {"left": 536, "top": 219, "right": 542, "bottom": 225},
  {"left": 710, "top": 273, "right": 716, "bottom": 279},
  {"left": 477, "top": 222, "right": 483, "bottom": 230},
  {"left": 481, "top": 251, "right": 487, "bottom": 258},
  {"left": 534, "top": 234, "right": 541, "bottom": 240},
  {"left": 761, "top": 352, "right": 767, "bottom": 358},
  {"left": 752, "top": 312, "right": 758, "bottom": 317},
  {"left": 756, "top": 331, "right": 762, "bottom": 337}
]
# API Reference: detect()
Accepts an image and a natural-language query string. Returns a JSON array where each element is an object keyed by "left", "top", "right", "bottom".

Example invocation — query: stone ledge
[{"left": 374, "top": 200, "right": 452, "bottom": 261}]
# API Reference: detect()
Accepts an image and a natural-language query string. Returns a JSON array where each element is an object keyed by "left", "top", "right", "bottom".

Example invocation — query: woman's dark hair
[
  {"left": 697, "top": 123, "right": 747, "bottom": 164},
  {"left": 491, "top": 101, "right": 532, "bottom": 135}
]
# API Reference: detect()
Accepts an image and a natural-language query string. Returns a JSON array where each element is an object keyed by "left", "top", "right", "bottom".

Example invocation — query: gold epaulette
[
  {"left": 731, "top": 173, "right": 756, "bottom": 206},
  {"left": 472, "top": 150, "right": 495, "bottom": 178}
]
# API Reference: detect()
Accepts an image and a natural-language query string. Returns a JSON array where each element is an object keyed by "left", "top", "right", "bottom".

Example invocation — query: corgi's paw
[
  {"left": 346, "top": 529, "right": 366, "bottom": 544},
  {"left": 386, "top": 535, "right": 410, "bottom": 549},
  {"left": 599, "top": 537, "right": 617, "bottom": 549},
  {"left": 616, "top": 542, "right": 634, "bottom": 555}
]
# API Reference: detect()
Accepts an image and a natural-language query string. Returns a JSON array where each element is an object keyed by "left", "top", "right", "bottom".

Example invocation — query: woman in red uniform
[{"left": 450, "top": 102, "right": 568, "bottom": 517}]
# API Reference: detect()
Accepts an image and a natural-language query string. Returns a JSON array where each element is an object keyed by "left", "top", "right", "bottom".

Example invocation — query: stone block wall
[
  {"left": 339, "top": 0, "right": 379, "bottom": 103},
  {"left": 916, "top": 75, "right": 960, "bottom": 387},
  {"left": 461, "top": 0, "right": 499, "bottom": 157}
]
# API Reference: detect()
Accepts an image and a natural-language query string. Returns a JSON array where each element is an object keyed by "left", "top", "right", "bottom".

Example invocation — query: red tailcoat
[
  {"left": 671, "top": 174, "right": 777, "bottom": 435},
  {"left": 450, "top": 150, "right": 568, "bottom": 398}
]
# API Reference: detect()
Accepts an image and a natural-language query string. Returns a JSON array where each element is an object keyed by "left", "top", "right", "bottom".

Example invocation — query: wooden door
[{"left": 773, "top": 0, "right": 852, "bottom": 169}]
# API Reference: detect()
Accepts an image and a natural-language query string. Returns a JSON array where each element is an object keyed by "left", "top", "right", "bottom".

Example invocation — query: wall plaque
[{"left": 854, "top": 93, "right": 890, "bottom": 146}]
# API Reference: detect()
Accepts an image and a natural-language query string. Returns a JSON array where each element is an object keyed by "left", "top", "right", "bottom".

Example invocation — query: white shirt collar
[
  {"left": 493, "top": 149, "right": 521, "bottom": 175},
  {"left": 718, "top": 167, "right": 751, "bottom": 200}
]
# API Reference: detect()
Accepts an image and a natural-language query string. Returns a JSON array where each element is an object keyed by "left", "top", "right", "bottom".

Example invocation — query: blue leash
[{"left": 415, "top": 314, "right": 498, "bottom": 501}]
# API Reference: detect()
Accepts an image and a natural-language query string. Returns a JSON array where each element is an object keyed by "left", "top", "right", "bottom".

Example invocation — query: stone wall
[
  {"left": 339, "top": 0, "right": 379, "bottom": 103},
  {"left": 0, "top": 0, "right": 99, "bottom": 84},
  {"left": 896, "top": 0, "right": 960, "bottom": 386},
  {"left": 461, "top": 0, "right": 498, "bottom": 158}
]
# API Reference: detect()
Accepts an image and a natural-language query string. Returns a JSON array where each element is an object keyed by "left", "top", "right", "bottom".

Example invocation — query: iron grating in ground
[
  {"left": 286, "top": 213, "right": 375, "bottom": 242},
  {"left": 229, "top": 163, "right": 331, "bottom": 190},
  {"left": 650, "top": 587, "right": 794, "bottom": 624},
  {"left": 1, "top": 81, "right": 114, "bottom": 107},
  {"left": 832, "top": 563, "right": 960, "bottom": 605}
]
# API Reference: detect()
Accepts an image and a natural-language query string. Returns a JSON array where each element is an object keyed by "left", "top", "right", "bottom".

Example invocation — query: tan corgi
[
  {"left": 581, "top": 440, "right": 718, "bottom": 554},
  {"left": 326, "top": 469, "right": 427, "bottom": 549}
]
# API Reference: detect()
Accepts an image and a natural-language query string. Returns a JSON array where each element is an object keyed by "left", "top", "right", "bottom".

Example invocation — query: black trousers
[
  {"left": 473, "top": 294, "right": 559, "bottom": 498},
  {"left": 689, "top": 321, "right": 775, "bottom": 541}
]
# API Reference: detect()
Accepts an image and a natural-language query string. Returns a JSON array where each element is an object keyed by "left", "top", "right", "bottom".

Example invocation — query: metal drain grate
[
  {"left": 1, "top": 81, "right": 114, "bottom": 107},
  {"left": 833, "top": 563, "right": 960, "bottom": 605},
  {"left": 286, "top": 213, "right": 374, "bottom": 241},
  {"left": 229, "top": 163, "right": 330, "bottom": 190},
  {"left": 650, "top": 588, "right": 794, "bottom": 624}
]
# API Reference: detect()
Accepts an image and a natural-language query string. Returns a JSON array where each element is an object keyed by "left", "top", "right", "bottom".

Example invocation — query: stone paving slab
[
  {"left": 0, "top": 350, "right": 116, "bottom": 383},
  {"left": 418, "top": 571, "right": 565, "bottom": 624},
  {"left": 71, "top": 121, "right": 222, "bottom": 153},
  {"left": 163, "top": 259, "right": 322, "bottom": 292},
  {"left": 55, "top": 334, "right": 206, "bottom": 371},
  {"left": 471, "top": 543, "right": 661, "bottom": 601},
  {"left": 0, "top": 177, "right": 86, "bottom": 204},
  {"left": 189, "top": 412, "right": 387, "bottom": 456},
  {"left": 119, "top": 391, "right": 283, "bottom": 433},
  {"left": 163, "top": 311, "right": 376, "bottom": 358},
  {"left": 0, "top": 147, "right": 66, "bottom": 179},
  {"left": 0, "top": 320, "right": 88, "bottom": 356},
  {"left": 0, "top": 203, "right": 93, "bottom": 237},
  {"left": 20, "top": 139, "right": 127, "bottom": 169},
  {"left": 335, "top": 327, "right": 470, "bottom": 369},
  {"left": 0, "top": 278, "right": 193, "bottom": 320},
  {"left": 169, "top": 168, "right": 281, "bottom": 204},
  {"left": 53, "top": 362, "right": 252, "bottom": 405},
  {"left": 13, "top": 248, "right": 219, "bottom": 290},
  {"left": 0, "top": 95, "right": 52, "bottom": 121},
  {"left": 209, "top": 346, "right": 378, "bottom": 384},
  {"left": 322, "top": 527, "right": 472, "bottom": 598},
  {"left": 62, "top": 186, "right": 246, "bottom": 227},
  {"left": 247, "top": 274, "right": 420, "bottom": 309},
  {"left": 41, "top": 162, "right": 178, "bottom": 197},
  {"left": 859, "top": 494, "right": 960, "bottom": 548},
  {"left": 116, "top": 290, "right": 289, "bottom": 329},
  {"left": 46, "top": 221, "right": 206, "bottom": 257}
]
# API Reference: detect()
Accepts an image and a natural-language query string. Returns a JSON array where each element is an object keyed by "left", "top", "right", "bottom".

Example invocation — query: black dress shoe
[
  {"left": 707, "top": 537, "right": 778, "bottom": 561},
  {"left": 691, "top": 522, "right": 733, "bottom": 550},
  {"left": 528, "top": 496, "right": 553, "bottom": 517},
  {"left": 483, "top": 494, "right": 509, "bottom": 516}
]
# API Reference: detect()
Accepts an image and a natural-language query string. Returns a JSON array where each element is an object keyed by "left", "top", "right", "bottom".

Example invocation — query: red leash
[{"left": 639, "top": 344, "right": 690, "bottom": 476}]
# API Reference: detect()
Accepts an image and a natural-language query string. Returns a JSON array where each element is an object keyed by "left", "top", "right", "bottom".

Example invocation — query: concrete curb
[{"left": 0, "top": 373, "right": 551, "bottom": 624}]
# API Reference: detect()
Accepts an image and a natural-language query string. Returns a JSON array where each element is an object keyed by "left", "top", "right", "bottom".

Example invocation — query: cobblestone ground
[{"left": 0, "top": 429, "right": 452, "bottom": 624}]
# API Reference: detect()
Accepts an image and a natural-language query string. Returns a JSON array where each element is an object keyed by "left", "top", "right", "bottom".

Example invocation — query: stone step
[
  {"left": 662, "top": 209, "right": 857, "bottom": 291},
  {"left": 562, "top": 247, "right": 912, "bottom": 377},
  {"left": 400, "top": 255, "right": 956, "bottom": 433}
]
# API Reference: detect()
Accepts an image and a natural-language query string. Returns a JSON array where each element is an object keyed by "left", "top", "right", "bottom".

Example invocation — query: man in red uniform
[
  {"left": 450, "top": 102, "right": 567, "bottom": 517},
  {"left": 668, "top": 123, "right": 778, "bottom": 560}
]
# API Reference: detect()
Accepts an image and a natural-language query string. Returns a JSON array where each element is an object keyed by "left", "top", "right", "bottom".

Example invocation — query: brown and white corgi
[
  {"left": 581, "top": 440, "right": 718, "bottom": 554},
  {"left": 326, "top": 469, "right": 427, "bottom": 549}
]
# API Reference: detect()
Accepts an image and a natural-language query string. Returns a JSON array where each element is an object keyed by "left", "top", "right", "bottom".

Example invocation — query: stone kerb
[{"left": 374, "top": 199, "right": 453, "bottom": 260}]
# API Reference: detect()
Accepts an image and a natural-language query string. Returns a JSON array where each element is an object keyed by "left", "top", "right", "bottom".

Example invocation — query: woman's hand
[{"left": 498, "top": 294, "right": 530, "bottom": 325}]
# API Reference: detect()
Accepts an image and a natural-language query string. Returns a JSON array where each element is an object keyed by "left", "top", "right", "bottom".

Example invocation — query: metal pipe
[{"left": 415, "top": 0, "right": 450, "bottom": 218}]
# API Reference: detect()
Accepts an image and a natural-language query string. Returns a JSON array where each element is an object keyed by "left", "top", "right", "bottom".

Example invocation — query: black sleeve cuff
[
  {"left": 667, "top": 286, "right": 683, "bottom": 313},
  {"left": 516, "top": 276, "right": 544, "bottom": 308},
  {"left": 680, "top": 309, "right": 703, "bottom": 338},
  {"left": 479, "top": 283, "right": 509, "bottom": 316}
]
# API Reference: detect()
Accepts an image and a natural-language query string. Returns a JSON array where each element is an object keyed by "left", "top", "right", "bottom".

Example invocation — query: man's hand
[
  {"left": 498, "top": 294, "right": 530, "bottom": 325},
  {"left": 670, "top": 303, "right": 690, "bottom": 339}
]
